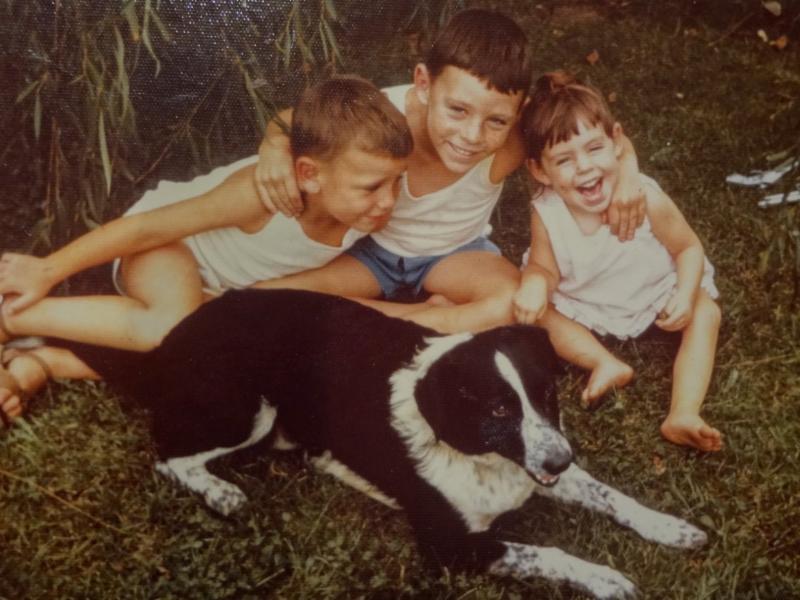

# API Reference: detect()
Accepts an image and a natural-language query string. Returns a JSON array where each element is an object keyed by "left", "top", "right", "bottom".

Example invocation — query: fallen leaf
[
  {"left": 770, "top": 35, "right": 789, "bottom": 49},
  {"left": 675, "top": 92, "right": 685, "bottom": 99},
  {"left": 762, "top": 1, "right": 782, "bottom": 17},
  {"left": 757, "top": 29, "right": 769, "bottom": 42},
  {"left": 269, "top": 460, "right": 289, "bottom": 477},
  {"left": 586, "top": 49, "right": 600, "bottom": 65},
  {"left": 607, "top": 91, "right": 618, "bottom": 103}
]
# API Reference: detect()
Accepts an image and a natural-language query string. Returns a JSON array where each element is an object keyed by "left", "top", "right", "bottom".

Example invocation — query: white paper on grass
[
  {"left": 758, "top": 189, "right": 800, "bottom": 208},
  {"left": 726, "top": 159, "right": 798, "bottom": 188}
]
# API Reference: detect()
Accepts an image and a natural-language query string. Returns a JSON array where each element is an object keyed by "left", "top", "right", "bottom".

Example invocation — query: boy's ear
[
  {"left": 413, "top": 63, "right": 431, "bottom": 106},
  {"left": 612, "top": 122, "right": 624, "bottom": 159},
  {"left": 526, "top": 158, "right": 551, "bottom": 186},
  {"left": 295, "top": 156, "right": 321, "bottom": 194}
]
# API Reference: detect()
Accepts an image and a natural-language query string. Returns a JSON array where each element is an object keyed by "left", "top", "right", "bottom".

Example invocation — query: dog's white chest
[{"left": 419, "top": 448, "right": 536, "bottom": 531}]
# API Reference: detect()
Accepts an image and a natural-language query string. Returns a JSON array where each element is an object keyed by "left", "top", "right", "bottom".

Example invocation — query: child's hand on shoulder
[
  {"left": 513, "top": 276, "right": 549, "bottom": 325},
  {"left": 255, "top": 135, "right": 303, "bottom": 218},
  {"left": 604, "top": 178, "right": 646, "bottom": 242},
  {"left": 655, "top": 290, "right": 694, "bottom": 332},
  {"left": 0, "top": 253, "right": 57, "bottom": 314}
]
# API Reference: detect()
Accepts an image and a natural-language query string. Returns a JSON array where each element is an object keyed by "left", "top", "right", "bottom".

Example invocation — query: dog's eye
[{"left": 492, "top": 405, "right": 509, "bottom": 418}]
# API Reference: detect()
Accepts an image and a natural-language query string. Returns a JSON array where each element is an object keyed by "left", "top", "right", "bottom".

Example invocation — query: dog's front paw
[
  {"left": 661, "top": 518, "right": 708, "bottom": 549},
  {"left": 493, "top": 543, "right": 637, "bottom": 600},
  {"left": 582, "top": 564, "right": 637, "bottom": 600},
  {"left": 634, "top": 512, "right": 708, "bottom": 549},
  {"left": 204, "top": 481, "right": 248, "bottom": 516}
]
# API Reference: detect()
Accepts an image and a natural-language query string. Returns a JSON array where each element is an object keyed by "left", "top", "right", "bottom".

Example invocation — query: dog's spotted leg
[
  {"left": 155, "top": 399, "right": 277, "bottom": 516},
  {"left": 536, "top": 464, "right": 708, "bottom": 549},
  {"left": 156, "top": 458, "right": 248, "bottom": 516},
  {"left": 490, "top": 542, "right": 636, "bottom": 600}
]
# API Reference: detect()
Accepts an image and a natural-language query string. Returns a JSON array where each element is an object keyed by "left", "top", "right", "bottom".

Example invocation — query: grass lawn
[{"left": 2, "top": 2, "right": 799, "bottom": 599}]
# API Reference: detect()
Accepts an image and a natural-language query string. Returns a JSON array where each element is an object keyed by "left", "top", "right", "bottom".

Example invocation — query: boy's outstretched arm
[
  {"left": 0, "top": 167, "right": 266, "bottom": 314},
  {"left": 254, "top": 108, "right": 302, "bottom": 217},
  {"left": 605, "top": 130, "right": 646, "bottom": 242},
  {"left": 514, "top": 211, "right": 561, "bottom": 325},
  {"left": 647, "top": 184, "right": 705, "bottom": 331}
]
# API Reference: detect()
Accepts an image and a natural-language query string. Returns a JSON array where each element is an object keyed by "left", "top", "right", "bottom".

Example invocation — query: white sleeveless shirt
[
  {"left": 121, "top": 156, "right": 366, "bottom": 295},
  {"left": 532, "top": 174, "right": 718, "bottom": 339},
  {"left": 370, "top": 84, "right": 503, "bottom": 257}
]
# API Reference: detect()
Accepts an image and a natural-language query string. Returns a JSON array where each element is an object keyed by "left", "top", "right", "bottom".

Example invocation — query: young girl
[
  {"left": 0, "top": 75, "right": 411, "bottom": 425},
  {"left": 513, "top": 72, "right": 723, "bottom": 452}
]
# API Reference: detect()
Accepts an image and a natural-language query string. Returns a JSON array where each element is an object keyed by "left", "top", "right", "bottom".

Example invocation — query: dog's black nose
[{"left": 543, "top": 447, "right": 574, "bottom": 475}]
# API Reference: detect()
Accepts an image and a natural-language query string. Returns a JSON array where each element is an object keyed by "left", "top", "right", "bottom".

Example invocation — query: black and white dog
[{"left": 63, "top": 289, "right": 706, "bottom": 599}]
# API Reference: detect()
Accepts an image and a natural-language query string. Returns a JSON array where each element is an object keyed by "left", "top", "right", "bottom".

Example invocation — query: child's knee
[
  {"left": 132, "top": 309, "right": 188, "bottom": 351},
  {"left": 483, "top": 284, "right": 517, "bottom": 326}
]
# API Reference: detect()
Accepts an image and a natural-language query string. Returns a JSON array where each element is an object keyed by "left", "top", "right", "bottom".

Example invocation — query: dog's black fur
[{"left": 57, "top": 289, "right": 707, "bottom": 599}]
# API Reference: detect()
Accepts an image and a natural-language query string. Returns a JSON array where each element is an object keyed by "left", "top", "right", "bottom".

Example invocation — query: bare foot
[
  {"left": 0, "top": 350, "right": 50, "bottom": 425},
  {"left": 0, "top": 386, "right": 24, "bottom": 423},
  {"left": 0, "top": 294, "right": 13, "bottom": 344},
  {"left": 581, "top": 358, "right": 634, "bottom": 407},
  {"left": 660, "top": 413, "right": 723, "bottom": 452}
]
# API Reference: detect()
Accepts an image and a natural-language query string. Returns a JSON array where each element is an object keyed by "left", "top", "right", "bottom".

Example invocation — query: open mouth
[
  {"left": 528, "top": 470, "right": 560, "bottom": 487},
  {"left": 577, "top": 178, "right": 606, "bottom": 206}
]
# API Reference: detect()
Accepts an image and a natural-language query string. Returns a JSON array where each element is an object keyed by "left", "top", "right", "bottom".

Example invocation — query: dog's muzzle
[{"left": 525, "top": 429, "right": 574, "bottom": 487}]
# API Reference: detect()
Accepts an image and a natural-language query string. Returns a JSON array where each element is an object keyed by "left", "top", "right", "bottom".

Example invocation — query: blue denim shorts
[{"left": 346, "top": 235, "right": 500, "bottom": 299}]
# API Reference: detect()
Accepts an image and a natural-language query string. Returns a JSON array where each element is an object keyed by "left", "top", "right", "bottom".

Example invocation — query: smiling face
[
  {"left": 417, "top": 65, "right": 524, "bottom": 174},
  {"left": 307, "top": 144, "right": 406, "bottom": 233},
  {"left": 530, "top": 120, "right": 623, "bottom": 219}
]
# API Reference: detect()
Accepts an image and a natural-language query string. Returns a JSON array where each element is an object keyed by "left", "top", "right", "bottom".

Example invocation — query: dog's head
[{"left": 413, "top": 325, "right": 573, "bottom": 486}]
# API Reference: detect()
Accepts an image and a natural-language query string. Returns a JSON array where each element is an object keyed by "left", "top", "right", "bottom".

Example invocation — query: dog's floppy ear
[{"left": 497, "top": 325, "right": 562, "bottom": 376}]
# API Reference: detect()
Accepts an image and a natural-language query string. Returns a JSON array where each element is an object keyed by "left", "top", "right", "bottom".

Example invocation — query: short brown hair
[
  {"left": 425, "top": 9, "right": 532, "bottom": 96},
  {"left": 522, "top": 71, "right": 615, "bottom": 162},
  {"left": 291, "top": 75, "right": 413, "bottom": 162}
]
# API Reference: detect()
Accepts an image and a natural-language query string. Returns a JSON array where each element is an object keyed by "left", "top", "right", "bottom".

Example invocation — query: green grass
[{"left": 2, "top": 2, "right": 800, "bottom": 599}]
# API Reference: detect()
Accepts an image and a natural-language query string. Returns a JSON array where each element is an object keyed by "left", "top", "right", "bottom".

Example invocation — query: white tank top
[
  {"left": 123, "top": 156, "right": 366, "bottom": 294},
  {"left": 370, "top": 84, "right": 503, "bottom": 257},
  {"left": 533, "top": 174, "right": 718, "bottom": 339}
]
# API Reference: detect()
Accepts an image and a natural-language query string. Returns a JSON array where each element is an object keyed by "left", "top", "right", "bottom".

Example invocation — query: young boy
[
  {"left": 253, "top": 9, "right": 647, "bottom": 334},
  {"left": 0, "top": 75, "right": 412, "bottom": 424}
]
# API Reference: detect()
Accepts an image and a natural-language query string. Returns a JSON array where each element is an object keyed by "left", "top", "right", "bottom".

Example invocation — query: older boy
[
  {"left": 254, "top": 9, "right": 646, "bottom": 334},
  {"left": 0, "top": 76, "right": 411, "bottom": 424}
]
